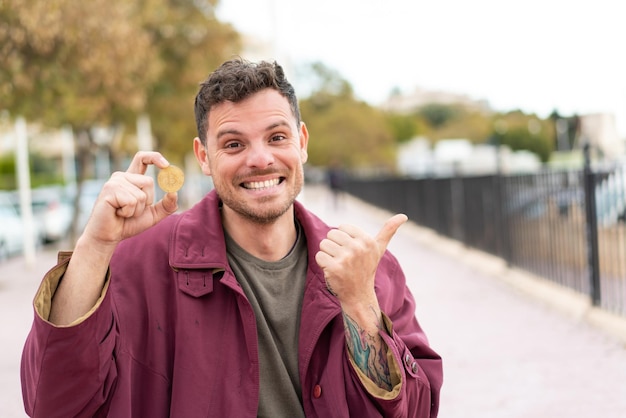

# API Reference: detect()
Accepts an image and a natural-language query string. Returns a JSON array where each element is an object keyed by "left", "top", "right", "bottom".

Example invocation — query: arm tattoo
[{"left": 343, "top": 308, "right": 392, "bottom": 390}]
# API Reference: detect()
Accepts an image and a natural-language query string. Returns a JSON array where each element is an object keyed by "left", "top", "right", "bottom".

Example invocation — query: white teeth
[{"left": 243, "top": 178, "right": 280, "bottom": 190}]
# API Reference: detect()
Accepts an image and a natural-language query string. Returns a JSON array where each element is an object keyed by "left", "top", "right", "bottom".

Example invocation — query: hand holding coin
[
  {"left": 157, "top": 165, "right": 185, "bottom": 193},
  {"left": 81, "top": 151, "right": 179, "bottom": 246}
]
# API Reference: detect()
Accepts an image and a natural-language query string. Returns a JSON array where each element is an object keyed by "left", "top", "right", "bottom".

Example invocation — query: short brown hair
[{"left": 194, "top": 58, "right": 301, "bottom": 145}]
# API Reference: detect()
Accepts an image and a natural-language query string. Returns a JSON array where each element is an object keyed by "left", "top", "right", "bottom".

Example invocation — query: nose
[{"left": 246, "top": 142, "right": 275, "bottom": 168}]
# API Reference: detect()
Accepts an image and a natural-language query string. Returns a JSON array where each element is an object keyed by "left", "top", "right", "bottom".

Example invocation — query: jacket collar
[
  {"left": 169, "top": 189, "right": 334, "bottom": 280},
  {"left": 169, "top": 190, "right": 229, "bottom": 270}
]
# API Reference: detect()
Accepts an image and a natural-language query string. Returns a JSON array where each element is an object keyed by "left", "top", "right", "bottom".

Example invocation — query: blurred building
[
  {"left": 397, "top": 137, "right": 541, "bottom": 178},
  {"left": 380, "top": 87, "right": 491, "bottom": 114},
  {"left": 1, "top": 123, "right": 63, "bottom": 156},
  {"left": 575, "top": 113, "right": 624, "bottom": 159}
]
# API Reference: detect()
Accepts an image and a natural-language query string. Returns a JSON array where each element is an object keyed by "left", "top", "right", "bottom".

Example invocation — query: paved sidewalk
[
  {"left": 2, "top": 185, "right": 626, "bottom": 417},
  {"left": 303, "top": 186, "right": 626, "bottom": 418}
]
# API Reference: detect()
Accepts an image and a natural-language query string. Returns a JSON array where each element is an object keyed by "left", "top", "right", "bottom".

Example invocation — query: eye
[
  {"left": 224, "top": 141, "right": 242, "bottom": 149},
  {"left": 270, "top": 134, "right": 287, "bottom": 143}
]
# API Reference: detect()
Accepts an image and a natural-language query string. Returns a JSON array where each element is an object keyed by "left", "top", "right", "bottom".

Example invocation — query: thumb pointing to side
[{"left": 375, "top": 213, "right": 408, "bottom": 253}]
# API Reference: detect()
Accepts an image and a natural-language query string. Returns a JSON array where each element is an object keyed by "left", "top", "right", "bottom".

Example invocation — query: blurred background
[
  {"left": 1, "top": 1, "right": 626, "bottom": 416},
  {"left": 2, "top": 0, "right": 626, "bottom": 308},
  {"left": 1, "top": 0, "right": 626, "bottom": 310}
]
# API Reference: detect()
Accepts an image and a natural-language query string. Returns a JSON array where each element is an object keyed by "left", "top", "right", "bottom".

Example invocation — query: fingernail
[{"left": 160, "top": 157, "right": 169, "bottom": 166}]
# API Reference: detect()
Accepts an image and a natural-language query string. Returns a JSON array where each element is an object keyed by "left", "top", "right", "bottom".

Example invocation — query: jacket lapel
[{"left": 294, "top": 202, "right": 343, "bottom": 378}]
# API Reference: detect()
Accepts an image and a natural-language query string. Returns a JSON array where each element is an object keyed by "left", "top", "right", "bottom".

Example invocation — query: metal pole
[
  {"left": 583, "top": 143, "right": 601, "bottom": 305},
  {"left": 61, "top": 125, "right": 76, "bottom": 186},
  {"left": 15, "top": 117, "right": 36, "bottom": 266},
  {"left": 137, "top": 113, "right": 156, "bottom": 183}
]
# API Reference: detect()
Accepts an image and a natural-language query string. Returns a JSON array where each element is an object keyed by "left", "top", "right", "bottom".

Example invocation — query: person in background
[
  {"left": 21, "top": 58, "right": 443, "bottom": 417},
  {"left": 327, "top": 159, "right": 345, "bottom": 209}
]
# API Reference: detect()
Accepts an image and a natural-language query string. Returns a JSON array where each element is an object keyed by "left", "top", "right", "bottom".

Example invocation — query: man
[{"left": 21, "top": 58, "right": 442, "bottom": 417}]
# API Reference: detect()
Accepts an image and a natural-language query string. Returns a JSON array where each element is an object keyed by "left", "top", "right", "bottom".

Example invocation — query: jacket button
[
  {"left": 411, "top": 362, "right": 418, "bottom": 374},
  {"left": 313, "top": 384, "right": 322, "bottom": 399},
  {"left": 404, "top": 354, "right": 412, "bottom": 366}
]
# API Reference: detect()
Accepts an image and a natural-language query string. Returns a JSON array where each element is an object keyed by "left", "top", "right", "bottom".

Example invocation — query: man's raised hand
[
  {"left": 315, "top": 214, "right": 408, "bottom": 304},
  {"left": 82, "top": 151, "right": 179, "bottom": 247}
]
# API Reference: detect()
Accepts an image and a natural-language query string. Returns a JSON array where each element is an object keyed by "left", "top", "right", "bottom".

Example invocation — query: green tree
[
  {"left": 1, "top": 0, "right": 164, "bottom": 238},
  {"left": 490, "top": 111, "right": 555, "bottom": 162},
  {"left": 0, "top": 0, "right": 239, "bottom": 238},
  {"left": 299, "top": 62, "right": 396, "bottom": 171},
  {"left": 384, "top": 113, "right": 422, "bottom": 143},
  {"left": 0, "top": 154, "right": 16, "bottom": 189},
  {"left": 0, "top": 0, "right": 161, "bottom": 128},
  {"left": 0, "top": 0, "right": 164, "bottom": 194},
  {"left": 143, "top": 1, "right": 241, "bottom": 162},
  {"left": 427, "top": 108, "right": 492, "bottom": 143},
  {"left": 303, "top": 97, "right": 396, "bottom": 170},
  {"left": 0, "top": 0, "right": 239, "bottom": 165},
  {"left": 417, "top": 103, "right": 460, "bottom": 128}
]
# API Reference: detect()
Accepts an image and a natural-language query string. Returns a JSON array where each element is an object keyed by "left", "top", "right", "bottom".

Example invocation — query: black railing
[{"left": 342, "top": 150, "right": 626, "bottom": 318}]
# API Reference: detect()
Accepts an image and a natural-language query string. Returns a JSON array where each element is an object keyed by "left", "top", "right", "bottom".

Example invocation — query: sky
[{"left": 216, "top": 0, "right": 626, "bottom": 137}]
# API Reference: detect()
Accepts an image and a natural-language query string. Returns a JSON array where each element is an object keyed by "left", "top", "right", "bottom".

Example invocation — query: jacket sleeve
[
  {"left": 350, "top": 251, "right": 443, "bottom": 418},
  {"left": 20, "top": 253, "right": 118, "bottom": 418}
]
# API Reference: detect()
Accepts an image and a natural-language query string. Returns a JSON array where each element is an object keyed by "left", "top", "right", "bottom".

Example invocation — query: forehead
[{"left": 207, "top": 89, "right": 295, "bottom": 136}]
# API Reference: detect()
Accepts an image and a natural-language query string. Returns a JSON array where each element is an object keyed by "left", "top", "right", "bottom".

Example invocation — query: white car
[
  {"left": 75, "top": 179, "right": 106, "bottom": 234},
  {"left": 29, "top": 186, "right": 74, "bottom": 243},
  {"left": 0, "top": 192, "right": 40, "bottom": 260}
]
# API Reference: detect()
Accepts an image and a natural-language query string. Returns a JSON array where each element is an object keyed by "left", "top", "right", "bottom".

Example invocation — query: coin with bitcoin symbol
[{"left": 157, "top": 165, "right": 185, "bottom": 193}]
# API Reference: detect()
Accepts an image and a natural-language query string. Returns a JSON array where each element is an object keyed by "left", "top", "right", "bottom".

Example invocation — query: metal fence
[{"left": 342, "top": 150, "right": 626, "bottom": 318}]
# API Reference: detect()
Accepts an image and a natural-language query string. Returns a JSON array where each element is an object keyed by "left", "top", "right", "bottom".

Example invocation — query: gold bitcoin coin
[{"left": 157, "top": 165, "right": 184, "bottom": 193}]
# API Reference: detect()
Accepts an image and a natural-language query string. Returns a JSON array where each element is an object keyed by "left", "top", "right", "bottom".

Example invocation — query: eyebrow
[
  {"left": 216, "top": 128, "right": 242, "bottom": 140},
  {"left": 266, "top": 121, "right": 291, "bottom": 131},
  {"left": 215, "top": 121, "right": 292, "bottom": 140}
]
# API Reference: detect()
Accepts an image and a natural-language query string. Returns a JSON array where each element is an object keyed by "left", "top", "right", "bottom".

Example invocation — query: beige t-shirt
[{"left": 225, "top": 222, "right": 307, "bottom": 418}]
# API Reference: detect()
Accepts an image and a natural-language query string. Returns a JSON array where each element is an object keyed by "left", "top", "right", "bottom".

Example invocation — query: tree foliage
[
  {"left": 0, "top": 2, "right": 563, "bottom": 177},
  {"left": 299, "top": 62, "right": 396, "bottom": 171},
  {"left": 0, "top": 0, "right": 159, "bottom": 127},
  {"left": 297, "top": 59, "right": 556, "bottom": 169},
  {"left": 384, "top": 113, "right": 424, "bottom": 144},
  {"left": 0, "top": 0, "right": 239, "bottom": 239},
  {"left": 426, "top": 107, "right": 492, "bottom": 143},
  {"left": 0, "top": 0, "right": 239, "bottom": 164},
  {"left": 0, "top": 152, "right": 63, "bottom": 189},
  {"left": 142, "top": 1, "right": 241, "bottom": 161},
  {"left": 418, "top": 103, "right": 459, "bottom": 128},
  {"left": 490, "top": 111, "right": 555, "bottom": 162},
  {"left": 302, "top": 97, "right": 396, "bottom": 170}
]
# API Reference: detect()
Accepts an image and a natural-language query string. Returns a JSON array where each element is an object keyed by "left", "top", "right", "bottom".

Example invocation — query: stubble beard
[{"left": 216, "top": 169, "right": 304, "bottom": 225}]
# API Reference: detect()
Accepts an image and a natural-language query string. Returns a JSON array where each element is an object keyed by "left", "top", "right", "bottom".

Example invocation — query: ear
[
  {"left": 193, "top": 137, "right": 212, "bottom": 176},
  {"left": 299, "top": 122, "right": 309, "bottom": 163}
]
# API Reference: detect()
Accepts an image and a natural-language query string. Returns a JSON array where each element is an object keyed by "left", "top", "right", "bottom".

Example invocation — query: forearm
[
  {"left": 315, "top": 214, "right": 410, "bottom": 392},
  {"left": 342, "top": 298, "right": 393, "bottom": 391},
  {"left": 48, "top": 236, "right": 116, "bottom": 325}
]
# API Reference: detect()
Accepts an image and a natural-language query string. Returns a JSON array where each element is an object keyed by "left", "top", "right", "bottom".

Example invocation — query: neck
[{"left": 222, "top": 206, "right": 298, "bottom": 261}]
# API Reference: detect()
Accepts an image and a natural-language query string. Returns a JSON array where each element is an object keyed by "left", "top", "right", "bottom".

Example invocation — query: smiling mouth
[{"left": 242, "top": 178, "right": 283, "bottom": 190}]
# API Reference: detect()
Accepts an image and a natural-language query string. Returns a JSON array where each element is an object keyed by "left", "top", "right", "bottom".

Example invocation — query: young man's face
[{"left": 194, "top": 88, "right": 309, "bottom": 224}]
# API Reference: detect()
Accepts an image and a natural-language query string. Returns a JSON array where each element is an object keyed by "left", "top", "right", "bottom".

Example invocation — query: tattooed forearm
[{"left": 343, "top": 309, "right": 392, "bottom": 390}]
